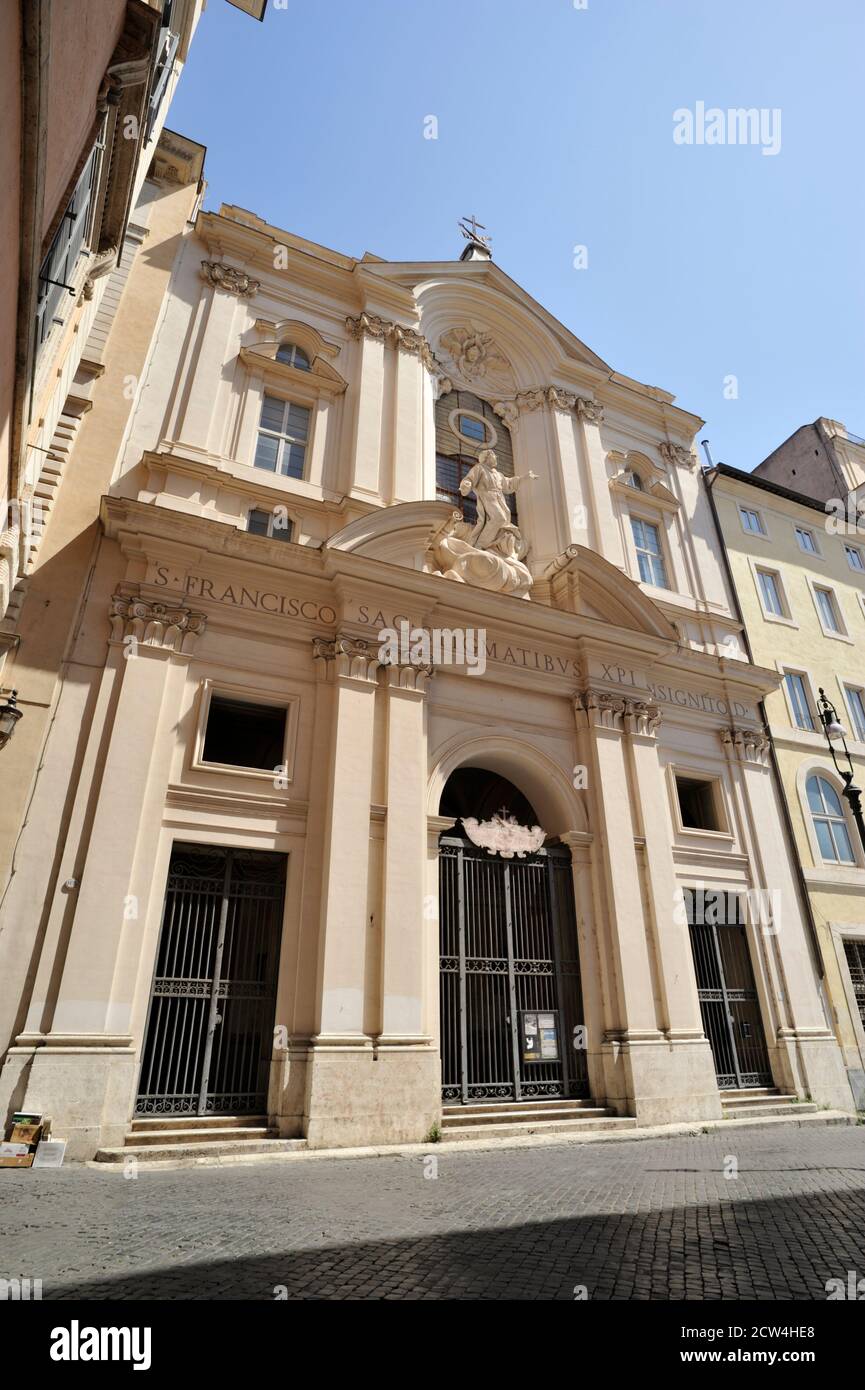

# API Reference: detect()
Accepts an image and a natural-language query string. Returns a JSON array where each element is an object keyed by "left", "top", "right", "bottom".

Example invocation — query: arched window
[
  {"left": 807, "top": 774, "right": 855, "bottom": 863},
  {"left": 275, "top": 342, "right": 310, "bottom": 370},
  {"left": 435, "top": 389, "right": 517, "bottom": 525},
  {"left": 623, "top": 469, "right": 643, "bottom": 489}
]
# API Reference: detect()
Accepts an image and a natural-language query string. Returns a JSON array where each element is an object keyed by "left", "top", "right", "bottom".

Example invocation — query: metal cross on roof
[{"left": 458, "top": 214, "right": 491, "bottom": 248}]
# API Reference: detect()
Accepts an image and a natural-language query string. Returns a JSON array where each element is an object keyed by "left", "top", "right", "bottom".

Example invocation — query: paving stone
[{"left": 1, "top": 1127, "right": 865, "bottom": 1298}]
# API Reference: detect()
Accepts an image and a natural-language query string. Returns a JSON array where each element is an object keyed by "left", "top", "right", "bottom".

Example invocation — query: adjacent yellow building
[{"left": 711, "top": 460, "right": 865, "bottom": 1108}]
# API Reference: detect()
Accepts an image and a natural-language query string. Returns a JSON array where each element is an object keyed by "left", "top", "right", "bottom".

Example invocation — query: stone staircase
[
  {"left": 94, "top": 1115, "right": 306, "bottom": 1164},
  {"left": 441, "top": 1097, "right": 636, "bottom": 1141},
  {"left": 720, "top": 1087, "right": 817, "bottom": 1120}
]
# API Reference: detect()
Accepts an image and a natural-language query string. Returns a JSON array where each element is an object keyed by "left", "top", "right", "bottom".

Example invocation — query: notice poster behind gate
[{"left": 521, "top": 1010, "right": 560, "bottom": 1063}]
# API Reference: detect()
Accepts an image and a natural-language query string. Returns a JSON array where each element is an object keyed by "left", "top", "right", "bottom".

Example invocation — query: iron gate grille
[
  {"left": 439, "top": 836, "right": 588, "bottom": 1103},
  {"left": 843, "top": 939, "right": 865, "bottom": 1030},
  {"left": 136, "top": 844, "right": 285, "bottom": 1117},
  {"left": 687, "top": 891, "right": 772, "bottom": 1089}
]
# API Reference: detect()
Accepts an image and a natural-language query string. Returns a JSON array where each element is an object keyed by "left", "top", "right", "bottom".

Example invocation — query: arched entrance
[{"left": 438, "top": 768, "right": 588, "bottom": 1104}]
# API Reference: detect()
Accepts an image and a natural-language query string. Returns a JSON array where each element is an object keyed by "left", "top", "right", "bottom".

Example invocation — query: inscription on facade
[
  {"left": 152, "top": 567, "right": 337, "bottom": 625},
  {"left": 593, "top": 660, "right": 753, "bottom": 719}
]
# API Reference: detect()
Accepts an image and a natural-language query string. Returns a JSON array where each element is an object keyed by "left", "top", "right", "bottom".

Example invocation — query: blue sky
[{"left": 168, "top": 0, "right": 864, "bottom": 470}]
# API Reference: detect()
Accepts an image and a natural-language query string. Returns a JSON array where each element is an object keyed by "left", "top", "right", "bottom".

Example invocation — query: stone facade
[{"left": 0, "top": 200, "right": 853, "bottom": 1157}]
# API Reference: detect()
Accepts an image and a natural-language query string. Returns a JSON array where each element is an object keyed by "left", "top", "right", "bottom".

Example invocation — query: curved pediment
[
  {"left": 326, "top": 501, "right": 456, "bottom": 569},
  {"left": 544, "top": 544, "right": 679, "bottom": 640}
]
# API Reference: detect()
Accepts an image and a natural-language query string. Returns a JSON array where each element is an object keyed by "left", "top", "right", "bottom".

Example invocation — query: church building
[{"left": 0, "top": 190, "right": 853, "bottom": 1158}]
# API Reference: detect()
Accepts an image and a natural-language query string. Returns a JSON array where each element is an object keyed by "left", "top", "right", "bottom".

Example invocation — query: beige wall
[
  {"left": 42, "top": 0, "right": 127, "bottom": 244},
  {"left": 0, "top": 2, "right": 22, "bottom": 569},
  {"left": 714, "top": 470, "right": 865, "bottom": 1105}
]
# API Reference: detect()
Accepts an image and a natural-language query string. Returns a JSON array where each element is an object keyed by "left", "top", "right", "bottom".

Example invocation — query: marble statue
[{"left": 429, "top": 449, "right": 537, "bottom": 599}]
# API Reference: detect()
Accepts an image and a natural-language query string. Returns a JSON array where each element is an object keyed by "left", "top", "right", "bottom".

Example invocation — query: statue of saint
[
  {"left": 429, "top": 448, "right": 538, "bottom": 599},
  {"left": 459, "top": 449, "right": 537, "bottom": 550}
]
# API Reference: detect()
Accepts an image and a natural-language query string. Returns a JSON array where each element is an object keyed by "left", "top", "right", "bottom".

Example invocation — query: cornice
[{"left": 239, "top": 345, "right": 347, "bottom": 395}]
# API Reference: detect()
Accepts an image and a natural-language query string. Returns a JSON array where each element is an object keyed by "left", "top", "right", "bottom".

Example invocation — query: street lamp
[
  {"left": 0, "top": 690, "right": 23, "bottom": 750},
  {"left": 817, "top": 686, "right": 865, "bottom": 855}
]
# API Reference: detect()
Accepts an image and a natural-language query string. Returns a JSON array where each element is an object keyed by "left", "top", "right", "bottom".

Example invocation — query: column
[
  {"left": 16, "top": 590, "right": 206, "bottom": 1155},
  {"left": 576, "top": 689, "right": 658, "bottom": 1039},
  {"left": 624, "top": 700, "right": 705, "bottom": 1039},
  {"left": 575, "top": 397, "right": 621, "bottom": 564},
  {"left": 379, "top": 660, "right": 433, "bottom": 1041},
  {"left": 50, "top": 593, "right": 205, "bottom": 1036},
  {"left": 176, "top": 269, "right": 248, "bottom": 457},
  {"left": 345, "top": 313, "right": 387, "bottom": 499},
  {"left": 312, "top": 635, "right": 380, "bottom": 1040}
]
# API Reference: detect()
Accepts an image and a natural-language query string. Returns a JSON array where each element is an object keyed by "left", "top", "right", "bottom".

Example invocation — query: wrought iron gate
[
  {"left": 136, "top": 844, "right": 285, "bottom": 1117},
  {"left": 843, "top": 939, "right": 865, "bottom": 1031},
  {"left": 439, "top": 835, "right": 588, "bottom": 1103},
  {"left": 687, "top": 890, "right": 772, "bottom": 1089}
]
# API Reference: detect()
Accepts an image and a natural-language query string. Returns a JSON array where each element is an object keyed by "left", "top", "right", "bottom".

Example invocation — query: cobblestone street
[{"left": 2, "top": 1125, "right": 865, "bottom": 1300}]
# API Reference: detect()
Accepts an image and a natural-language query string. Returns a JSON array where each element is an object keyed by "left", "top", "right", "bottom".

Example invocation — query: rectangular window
[
  {"left": 846, "top": 544, "right": 865, "bottom": 572},
  {"left": 254, "top": 395, "right": 310, "bottom": 479},
  {"left": 845, "top": 686, "right": 865, "bottom": 743},
  {"left": 202, "top": 694, "right": 287, "bottom": 771},
  {"left": 795, "top": 526, "right": 818, "bottom": 554},
  {"left": 248, "top": 507, "right": 292, "bottom": 541},
  {"left": 784, "top": 672, "right": 814, "bottom": 731},
  {"left": 676, "top": 776, "right": 722, "bottom": 831},
  {"left": 631, "top": 517, "right": 669, "bottom": 588},
  {"left": 35, "top": 142, "right": 100, "bottom": 353},
  {"left": 757, "top": 569, "right": 784, "bottom": 617},
  {"left": 740, "top": 507, "right": 765, "bottom": 535},
  {"left": 815, "top": 586, "right": 842, "bottom": 633}
]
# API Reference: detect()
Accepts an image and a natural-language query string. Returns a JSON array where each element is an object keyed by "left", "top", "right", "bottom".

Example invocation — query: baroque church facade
[{"left": 0, "top": 186, "right": 854, "bottom": 1157}]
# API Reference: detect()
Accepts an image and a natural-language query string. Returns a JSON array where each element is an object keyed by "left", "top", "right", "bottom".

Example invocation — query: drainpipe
[{"left": 700, "top": 452, "right": 825, "bottom": 981}]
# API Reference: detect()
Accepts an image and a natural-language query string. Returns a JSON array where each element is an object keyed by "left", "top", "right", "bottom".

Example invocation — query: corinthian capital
[
  {"left": 575, "top": 688, "right": 626, "bottom": 732},
  {"left": 346, "top": 314, "right": 436, "bottom": 369},
  {"left": 720, "top": 726, "right": 771, "bottom": 765},
  {"left": 575, "top": 396, "right": 604, "bottom": 425},
  {"left": 624, "top": 699, "right": 662, "bottom": 738},
  {"left": 659, "top": 441, "right": 696, "bottom": 470},
  {"left": 200, "top": 261, "right": 260, "bottom": 297},
  {"left": 313, "top": 634, "right": 381, "bottom": 682},
  {"left": 109, "top": 594, "right": 206, "bottom": 653}
]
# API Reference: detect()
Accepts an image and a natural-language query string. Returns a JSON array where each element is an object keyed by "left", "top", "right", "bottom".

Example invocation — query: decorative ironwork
[
  {"left": 439, "top": 835, "right": 589, "bottom": 1104},
  {"left": 844, "top": 939, "right": 865, "bottom": 1029},
  {"left": 686, "top": 889, "right": 772, "bottom": 1089},
  {"left": 135, "top": 844, "right": 286, "bottom": 1117}
]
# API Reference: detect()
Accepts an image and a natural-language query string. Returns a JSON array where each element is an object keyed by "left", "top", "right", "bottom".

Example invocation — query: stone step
[
  {"left": 442, "top": 1105, "right": 610, "bottom": 1127},
  {"left": 129, "top": 1114, "right": 268, "bottom": 1132},
  {"left": 95, "top": 1138, "right": 307, "bottom": 1164},
  {"left": 441, "top": 1116, "right": 638, "bottom": 1142},
  {"left": 722, "top": 1103, "right": 817, "bottom": 1119},
  {"left": 723, "top": 1084, "right": 784, "bottom": 1095},
  {"left": 721, "top": 1093, "right": 800, "bottom": 1108},
  {"left": 124, "top": 1125, "right": 275, "bottom": 1148},
  {"left": 443, "top": 1098, "right": 598, "bottom": 1117}
]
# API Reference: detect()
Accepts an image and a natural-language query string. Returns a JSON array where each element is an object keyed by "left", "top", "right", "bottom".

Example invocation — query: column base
[
  {"left": 771, "top": 1028, "right": 856, "bottom": 1112},
  {"left": 0, "top": 1036, "right": 137, "bottom": 1160},
  {"left": 302, "top": 1036, "right": 440, "bottom": 1148},
  {"left": 600, "top": 1033, "right": 723, "bottom": 1124}
]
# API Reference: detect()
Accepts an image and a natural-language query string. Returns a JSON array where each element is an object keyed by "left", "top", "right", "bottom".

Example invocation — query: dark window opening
[
  {"left": 676, "top": 776, "right": 721, "bottom": 831},
  {"left": 248, "top": 507, "right": 293, "bottom": 541},
  {"left": 202, "top": 695, "right": 286, "bottom": 771}
]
